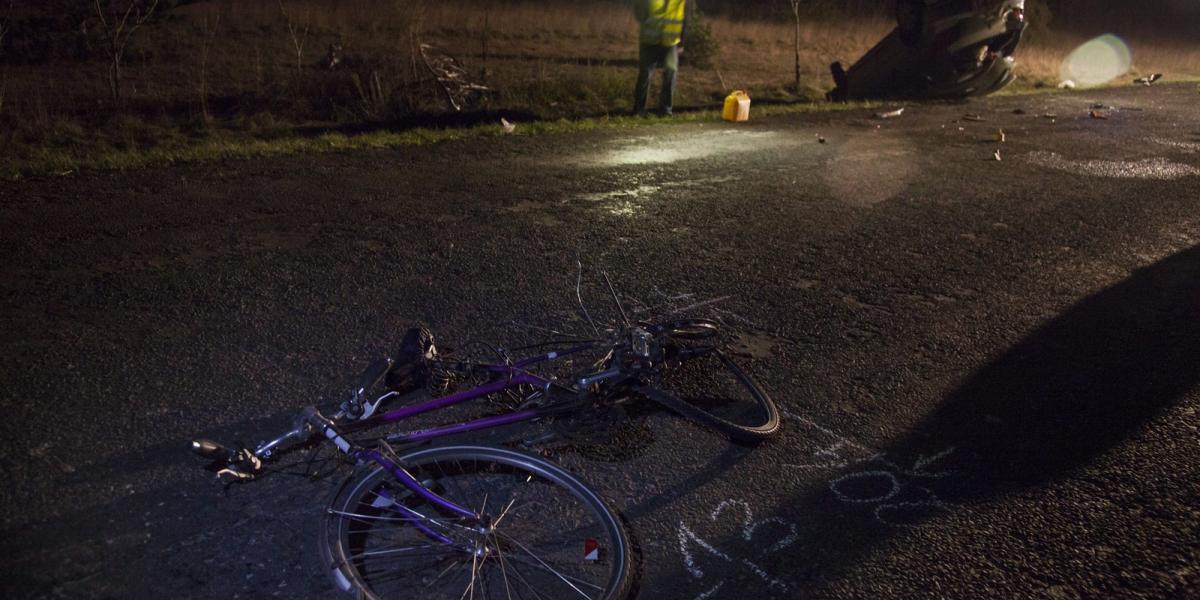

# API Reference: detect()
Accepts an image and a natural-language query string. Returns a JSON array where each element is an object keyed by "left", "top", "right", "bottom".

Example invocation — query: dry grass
[
  {"left": 1017, "top": 32, "right": 1200, "bottom": 86},
  {"left": 2, "top": 0, "right": 1198, "bottom": 178}
]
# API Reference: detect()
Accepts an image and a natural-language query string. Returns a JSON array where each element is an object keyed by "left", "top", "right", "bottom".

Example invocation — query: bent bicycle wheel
[
  {"left": 637, "top": 347, "right": 780, "bottom": 443},
  {"left": 321, "top": 445, "right": 632, "bottom": 600}
]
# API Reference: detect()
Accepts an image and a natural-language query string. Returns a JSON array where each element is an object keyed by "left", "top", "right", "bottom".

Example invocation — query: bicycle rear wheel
[
  {"left": 637, "top": 345, "right": 780, "bottom": 443},
  {"left": 321, "top": 445, "right": 632, "bottom": 600}
]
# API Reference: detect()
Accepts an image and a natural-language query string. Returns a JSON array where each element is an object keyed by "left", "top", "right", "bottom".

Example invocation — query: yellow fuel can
[{"left": 722, "top": 90, "right": 751, "bottom": 122}]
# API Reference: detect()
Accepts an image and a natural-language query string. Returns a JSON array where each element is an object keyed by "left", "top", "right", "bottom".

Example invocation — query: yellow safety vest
[{"left": 640, "top": 0, "right": 686, "bottom": 47}]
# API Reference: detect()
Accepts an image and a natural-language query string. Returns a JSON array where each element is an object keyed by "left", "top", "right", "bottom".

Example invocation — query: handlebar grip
[
  {"left": 303, "top": 407, "right": 354, "bottom": 454},
  {"left": 191, "top": 438, "right": 237, "bottom": 462}
]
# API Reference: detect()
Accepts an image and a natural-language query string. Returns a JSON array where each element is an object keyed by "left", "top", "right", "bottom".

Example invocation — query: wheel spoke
[
  {"left": 499, "top": 532, "right": 600, "bottom": 597},
  {"left": 492, "top": 532, "right": 517, "bottom": 600},
  {"left": 327, "top": 448, "right": 624, "bottom": 599},
  {"left": 499, "top": 552, "right": 606, "bottom": 592},
  {"left": 349, "top": 543, "right": 466, "bottom": 561}
]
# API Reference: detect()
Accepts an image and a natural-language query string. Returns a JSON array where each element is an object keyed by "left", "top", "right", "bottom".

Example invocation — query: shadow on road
[
  {"left": 914, "top": 243, "right": 1200, "bottom": 484},
  {"left": 668, "top": 244, "right": 1200, "bottom": 595}
]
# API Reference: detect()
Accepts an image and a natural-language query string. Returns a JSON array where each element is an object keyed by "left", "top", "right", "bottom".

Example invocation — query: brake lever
[
  {"left": 211, "top": 447, "right": 263, "bottom": 483},
  {"left": 358, "top": 390, "right": 398, "bottom": 420},
  {"left": 215, "top": 465, "right": 257, "bottom": 483}
]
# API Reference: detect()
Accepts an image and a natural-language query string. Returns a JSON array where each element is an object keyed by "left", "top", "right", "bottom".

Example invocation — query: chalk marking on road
[
  {"left": 695, "top": 581, "right": 724, "bottom": 600},
  {"left": 780, "top": 408, "right": 956, "bottom": 478},
  {"left": 678, "top": 522, "right": 732, "bottom": 579},
  {"left": 680, "top": 500, "right": 798, "bottom": 593},
  {"left": 778, "top": 407, "right": 960, "bottom": 526},
  {"left": 740, "top": 557, "right": 789, "bottom": 591},
  {"left": 710, "top": 500, "right": 799, "bottom": 552},
  {"left": 780, "top": 408, "right": 882, "bottom": 470},
  {"left": 829, "top": 470, "right": 902, "bottom": 504},
  {"left": 784, "top": 441, "right": 882, "bottom": 470},
  {"left": 747, "top": 517, "right": 799, "bottom": 553},
  {"left": 711, "top": 499, "right": 753, "bottom": 539},
  {"left": 780, "top": 408, "right": 873, "bottom": 453},
  {"left": 909, "top": 447, "right": 957, "bottom": 478},
  {"left": 874, "top": 486, "right": 951, "bottom": 527}
]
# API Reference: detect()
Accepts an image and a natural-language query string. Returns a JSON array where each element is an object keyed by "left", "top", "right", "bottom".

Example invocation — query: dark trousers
[{"left": 634, "top": 44, "right": 678, "bottom": 115}]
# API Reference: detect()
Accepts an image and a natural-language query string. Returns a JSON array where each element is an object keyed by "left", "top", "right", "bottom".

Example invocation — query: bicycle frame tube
[
  {"left": 372, "top": 488, "right": 457, "bottom": 545},
  {"left": 374, "top": 370, "right": 548, "bottom": 423},
  {"left": 392, "top": 408, "right": 543, "bottom": 444},
  {"left": 335, "top": 347, "right": 593, "bottom": 534},
  {"left": 349, "top": 344, "right": 592, "bottom": 431},
  {"left": 509, "top": 344, "right": 594, "bottom": 369},
  {"left": 353, "top": 448, "right": 478, "bottom": 520}
]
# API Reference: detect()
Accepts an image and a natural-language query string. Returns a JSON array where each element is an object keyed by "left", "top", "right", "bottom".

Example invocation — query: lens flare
[{"left": 1060, "top": 34, "right": 1132, "bottom": 88}]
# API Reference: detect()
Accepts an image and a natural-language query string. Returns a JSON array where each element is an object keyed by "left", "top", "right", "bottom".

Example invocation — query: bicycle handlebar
[{"left": 190, "top": 407, "right": 328, "bottom": 481}]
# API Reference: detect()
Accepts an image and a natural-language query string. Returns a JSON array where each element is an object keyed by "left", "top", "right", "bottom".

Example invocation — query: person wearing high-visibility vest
[{"left": 633, "top": 0, "right": 689, "bottom": 116}]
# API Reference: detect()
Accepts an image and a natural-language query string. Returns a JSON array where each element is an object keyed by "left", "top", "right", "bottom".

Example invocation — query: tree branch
[
  {"left": 277, "top": 0, "right": 309, "bottom": 73},
  {"left": 93, "top": 0, "right": 160, "bottom": 102}
]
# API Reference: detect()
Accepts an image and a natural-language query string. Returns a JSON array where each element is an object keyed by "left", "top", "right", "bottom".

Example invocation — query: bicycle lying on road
[{"left": 191, "top": 317, "right": 780, "bottom": 599}]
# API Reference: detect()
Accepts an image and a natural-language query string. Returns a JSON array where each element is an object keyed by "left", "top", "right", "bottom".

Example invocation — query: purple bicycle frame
[{"left": 340, "top": 345, "right": 592, "bottom": 523}]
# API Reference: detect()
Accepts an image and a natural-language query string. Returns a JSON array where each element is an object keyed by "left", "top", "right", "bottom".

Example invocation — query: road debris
[
  {"left": 816, "top": 134, "right": 827, "bottom": 144},
  {"left": 1058, "top": 80, "right": 1076, "bottom": 90},
  {"left": 875, "top": 108, "right": 905, "bottom": 119},
  {"left": 1042, "top": 114, "right": 1058, "bottom": 122},
  {"left": 1013, "top": 108, "right": 1027, "bottom": 115},
  {"left": 419, "top": 42, "right": 490, "bottom": 112},
  {"left": 963, "top": 114, "right": 986, "bottom": 122},
  {"left": 1089, "top": 110, "right": 1109, "bottom": 120},
  {"left": 1133, "top": 73, "right": 1163, "bottom": 86},
  {"left": 994, "top": 129, "right": 1006, "bottom": 143},
  {"left": 500, "top": 118, "right": 516, "bottom": 134},
  {"left": 993, "top": 149, "right": 1002, "bottom": 161}
]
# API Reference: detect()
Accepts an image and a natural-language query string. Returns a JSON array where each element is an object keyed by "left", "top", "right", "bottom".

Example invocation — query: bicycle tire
[
  {"left": 637, "top": 348, "right": 780, "bottom": 443},
  {"left": 645, "top": 318, "right": 720, "bottom": 340},
  {"left": 321, "top": 445, "right": 632, "bottom": 600}
]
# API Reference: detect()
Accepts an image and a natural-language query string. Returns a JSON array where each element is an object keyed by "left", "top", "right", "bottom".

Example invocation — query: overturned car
[{"left": 829, "top": 0, "right": 1028, "bottom": 101}]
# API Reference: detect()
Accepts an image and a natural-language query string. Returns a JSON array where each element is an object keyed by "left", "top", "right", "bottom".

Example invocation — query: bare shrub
[
  {"left": 351, "top": 70, "right": 388, "bottom": 119},
  {"left": 93, "top": 0, "right": 159, "bottom": 103},
  {"left": 277, "top": 0, "right": 310, "bottom": 74},
  {"left": 784, "top": 0, "right": 804, "bottom": 87},
  {"left": 196, "top": 12, "right": 220, "bottom": 121}
]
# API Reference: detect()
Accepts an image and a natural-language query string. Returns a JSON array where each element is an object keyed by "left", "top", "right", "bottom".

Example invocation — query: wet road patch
[{"left": 1026, "top": 151, "right": 1199, "bottom": 179}]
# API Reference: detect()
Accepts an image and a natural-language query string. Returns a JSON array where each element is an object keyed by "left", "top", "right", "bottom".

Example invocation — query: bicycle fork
[{"left": 304, "top": 408, "right": 492, "bottom": 544}]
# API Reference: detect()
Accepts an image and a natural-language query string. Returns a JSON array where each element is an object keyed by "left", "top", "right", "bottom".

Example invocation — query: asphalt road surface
[{"left": 2, "top": 83, "right": 1198, "bottom": 599}]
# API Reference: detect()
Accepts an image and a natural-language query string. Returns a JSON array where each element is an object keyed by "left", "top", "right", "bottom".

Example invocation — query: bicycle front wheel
[
  {"left": 637, "top": 347, "right": 780, "bottom": 443},
  {"left": 321, "top": 445, "right": 632, "bottom": 600}
]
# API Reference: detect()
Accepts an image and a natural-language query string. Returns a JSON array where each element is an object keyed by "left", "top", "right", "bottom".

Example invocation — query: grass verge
[
  {"left": 3, "top": 99, "right": 882, "bottom": 181},
  {"left": 14, "top": 77, "right": 1198, "bottom": 181}
]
